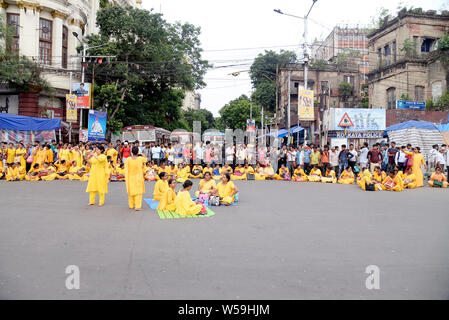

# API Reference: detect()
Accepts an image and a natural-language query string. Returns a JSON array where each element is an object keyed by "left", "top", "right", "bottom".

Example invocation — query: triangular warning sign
[{"left": 338, "top": 112, "right": 354, "bottom": 127}]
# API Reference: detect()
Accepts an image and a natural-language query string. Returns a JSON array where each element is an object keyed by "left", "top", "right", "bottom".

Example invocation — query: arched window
[{"left": 386, "top": 87, "right": 396, "bottom": 110}]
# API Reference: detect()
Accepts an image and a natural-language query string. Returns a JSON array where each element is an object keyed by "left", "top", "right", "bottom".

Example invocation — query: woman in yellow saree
[
  {"left": 189, "top": 164, "right": 203, "bottom": 179},
  {"left": 403, "top": 167, "right": 417, "bottom": 189},
  {"left": 321, "top": 168, "right": 337, "bottom": 184},
  {"left": 403, "top": 147, "right": 426, "bottom": 187},
  {"left": 175, "top": 180, "right": 205, "bottom": 216},
  {"left": 158, "top": 178, "right": 177, "bottom": 211},
  {"left": 231, "top": 164, "right": 246, "bottom": 180},
  {"left": 338, "top": 167, "right": 355, "bottom": 184},
  {"left": 381, "top": 170, "right": 404, "bottom": 191},
  {"left": 86, "top": 145, "right": 109, "bottom": 206},
  {"left": 214, "top": 173, "right": 239, "bottom": 205},
  {"left": 428, "top": 166, "right": 448, "bottom": 188},
  {"left": 254, "top": 164, "right": 266, "bottom": 180},
  {"left": 292, "top": 167, "right": 308, "bottom": 182},
  {"left": 195, "top": 172, "right": 217, "bottom": 198},
  {"left": 308, "top": 165, "right": 322, "bottom": 182},
  {"left": 153, "top": 172, "right": 169, "bottom": 201}
]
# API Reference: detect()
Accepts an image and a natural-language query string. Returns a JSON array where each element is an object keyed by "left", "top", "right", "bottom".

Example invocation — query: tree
[
  {"left": 85, "top": 6, "right": 210, "bottom": 135},
  {"left": 311, "top": 59, "right": 328, "bottom": 70},
  {"left": 249, "top": 50, "right": 297, "bottom": 113},
  {"left": 339, "top": 82, "right": 353, "bottom": 102},
  {"left": 218, "top": 95, "right": 271, "bottom": 130},
  {"left": 400, "top": 38, "right": 418, "bottom": 58},
  {"left": 427, "top": 92, "right": 449, "bottom": 111},
  {"left": 182, "top": 108, "right": 216, "bottom": 132},
  {"left": 0, "top": 17, "right": 50, "bottom": 92},
  {"left": 364, "top": 7, "right": 391, "bottom": 34}
]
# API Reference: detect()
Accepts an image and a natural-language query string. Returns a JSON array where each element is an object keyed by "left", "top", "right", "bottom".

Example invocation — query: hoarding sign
[
  {"left": 73, "top": 83, "right": 91, "bottom": 109},
  {"left": 334, "top": 108, "right": 385, "bottom": 131},
  {"left": 66, "top": 94, "right": 77, "bottom": 122},
  {"left": 87, "top": 110, "right": 107, "bottom": 142},
  {"left": 298, "top": 90, "right": 314, "bottom": 121}
]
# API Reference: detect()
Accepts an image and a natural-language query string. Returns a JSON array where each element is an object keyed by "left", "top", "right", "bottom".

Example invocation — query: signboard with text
[
  {"left": 298, "top": 90, "right": 314, "bottom": 121},
  {"left": 396, "top": 100, "right": 426, "bottom": 110},
  {"left": 73, "top": 83, "right": 91, "bottom": 109},
  {"left": 334, "top": 108, "right": 385, "bottom": 131},
  {"left": 87, "top": 110, "right": 107, "bottom": 142},
  {"left": 65, "top": 94, "right": 77, "bottom": 122}
]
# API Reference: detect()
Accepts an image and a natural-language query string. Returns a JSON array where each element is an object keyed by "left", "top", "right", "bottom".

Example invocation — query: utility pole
[
  {"left": 275, "top": 64, "right": 279, "bottom": 133},
  {"left": 303, "top": 0, "right": 317, "bottom": 92},
  {"left": 287, "top": 72, "right": 291, "bottom": 146}
]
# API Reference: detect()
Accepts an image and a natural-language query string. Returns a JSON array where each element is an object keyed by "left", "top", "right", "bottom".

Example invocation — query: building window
[
  {"left": 432, "top": 81, "right": 442, "bottom": 102},
  {"left": 421, "top": 38, "right": 434, "bottom": 53},
  {"left": 387, "top": 87, "right": 396, "bottom": 110},
  {"left": 7, "top": 14, "right": 20, "bottom": 53},
  {"left": 377, "top": 48, "right": 382, "bottom": 67},
  {"left": 321, "top": 81, "right": 329, "bottom": 94},
  {"left": 414, "top": 86, "right": 425, "bottom": 101},
  {"left": 392, "top": 41, "right": 396, "bottom": 63},
  {"left": 62, "top": 26, "right": 68, "bottom": 68},
  {"left": 39, "top": 18, "right": 52, "bottom": 65},
  {"left": 338, "top": 34, "right": 343, "bottom": 41}
]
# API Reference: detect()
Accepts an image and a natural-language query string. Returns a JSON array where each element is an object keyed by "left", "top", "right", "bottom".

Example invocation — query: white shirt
[
  {"left": 151, "top": 146, "right": 161, "bottom": 159},
  {"left": 349, "top": 149, "right": 358, "bottom": 162},
  {"left": 287, "top": 150, "right": 296, "bottom": 162},
  {"left": 167, "top": 148, "right": 175, "bottom": 161},
  {"left": 194, "top": 145, "right": 203, "bottom": 160},
  {"left": 226, "top": 146, "right": 234, "bottom": 161},
  {"left": 436, "top": 152, "right": 446, "bottom": 166},
  {"left": 395, "top": 150, "right": 406, "bottom": 164},
  {"left": 329, "top": 150, "right": 339, "bottom": 167},
  {"left": 359, "top": 147, "right": 369, "bottom": 163}
]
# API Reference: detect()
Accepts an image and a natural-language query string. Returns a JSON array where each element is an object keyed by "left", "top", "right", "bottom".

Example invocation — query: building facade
[
  {"left": 278, "top": 63, "right": 362, "bottom": 145},
  {"left": 311, "top": 25, "right": 370, "bottom": 82},
  {"left": 182, "top": 91, "right": 201, "bottom": 111},
  {"left": 367, "top": 9, "right": 449, "bottom": 110},
  {"left": 0, "top": 0, "right": 141, "bottom": 140}
]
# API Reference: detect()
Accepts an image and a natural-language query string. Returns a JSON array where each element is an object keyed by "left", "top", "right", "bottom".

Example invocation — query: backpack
[
  {"left": 246, "top": 173, "right": 255, "bottom": 180},
  {"left": 365, "top": 183, "right": 375, "bottom": 191}
]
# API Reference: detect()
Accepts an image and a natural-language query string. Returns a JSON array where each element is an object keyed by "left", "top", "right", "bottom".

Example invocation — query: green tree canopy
[
  {"left": 84, "top": 6, "right": 210, "bottom": 135},
  {"left": 182, "top": 108, "right": 216, "bottom": 132},
  {"left": 249, "top": 50, "right": 297, "bottom": 113},
  {"left": 218, "top": 95, "right": 272, "bottom": 130}
]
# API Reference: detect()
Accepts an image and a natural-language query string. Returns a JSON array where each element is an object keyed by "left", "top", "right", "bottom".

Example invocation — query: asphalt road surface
[{"left": 0, "top": 179, "right": 448, "bottom": 299}]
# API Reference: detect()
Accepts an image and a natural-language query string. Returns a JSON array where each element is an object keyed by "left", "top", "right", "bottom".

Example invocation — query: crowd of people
[{"left": 1, "top": 139, "right": 447, "bottom": 203}]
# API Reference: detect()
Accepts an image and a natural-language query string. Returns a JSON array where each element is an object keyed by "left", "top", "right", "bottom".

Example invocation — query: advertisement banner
[
  {"left": 66, "top": 94, "right": 77, "bottom": 122},
  {"left": 87, "top": 110, "right": 107, "bottom": 142},
  {"left": 73, "top": 83, "right": 91, "bottom": 109},
  {"left": 246, "top": 119, "right": 256, "bottom": 132},
  {"left": 79, "top": 129, "right": 88, "bottom": 143},
  {"left": 298, "top": 90, "right": 314, "bottom": 121},
  {"left": 334, "top": 108, "right": 385, "bottom": 131}
]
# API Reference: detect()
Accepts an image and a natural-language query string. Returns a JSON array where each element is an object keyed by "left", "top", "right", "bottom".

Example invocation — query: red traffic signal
[{"left": 97, "top": 58, "right": 103, "bottom": 64}]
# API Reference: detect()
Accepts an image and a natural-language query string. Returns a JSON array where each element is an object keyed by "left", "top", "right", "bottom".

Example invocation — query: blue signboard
[
  {"left": 87, "top": 110, "right": 107, "bottom": 142},
  {"left": 396, "top": 100, "right": 426, "bottom": 110},
  {"left": 328, "top": 131, "right": 384, "bottom": 138},
  {"left": 334, "top": 108, "right": 386, "bottom": 131}
]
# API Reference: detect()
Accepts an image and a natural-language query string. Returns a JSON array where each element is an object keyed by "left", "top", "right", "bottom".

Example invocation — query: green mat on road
[{"left": 156, "top": 207, "right": 216, "bottom": 219}]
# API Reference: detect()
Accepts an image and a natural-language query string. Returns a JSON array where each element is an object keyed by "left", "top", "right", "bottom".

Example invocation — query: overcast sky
[{"left": 143, "top": 0, "right": 448, "bottom": 116}]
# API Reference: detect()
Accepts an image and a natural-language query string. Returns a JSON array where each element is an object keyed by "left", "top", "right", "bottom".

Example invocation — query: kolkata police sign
[{"left": 334, "top": 131, "right": 383, "bottom": 138}]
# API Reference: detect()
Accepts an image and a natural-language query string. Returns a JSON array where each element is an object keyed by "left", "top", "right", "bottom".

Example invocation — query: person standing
[
  {"left": 368, "top": 144, "right": 383, "bottom": 172},
  {"left": 395, "top": 146, "right": 407, "bottom": 173},
  {"left": 125, "top": 146, "right": 146, "bottom": 211},
  {"left": 387, "top": 141, "right": 398, "bottom": 173},
  {"left": 321, "top": 145, "right": 330, "bottom": 173},
  {"left": 287, "top": 146, "right": 296, "bottom": 174},
  {"left": 338, "top": 144, "right": 353, "bottom": 175},
  {"left": 303, "top": 145, "right": 312, "bottom": 174},
  {"left": 120, "top": 142, "right": 131, "bottom": 162},
  {"left": 151, "top": 143, "right": 161, "bottom": 166},
  {"left": 310, "top": 146, "right": 321, "bottom": 171},
  {"left": 403, "top": 147, "right": 426, "bottom": 187},
  {"left": 359, "top": 142, "right": 369, "bottom": 170},
  {"left": 86, "top": 145, "right": 109, "bottom": 206},
  {"left": 329, "top": 146, "right": 339, "bottom": 176},
  {"left": 348, "top": 144, "right": 358, "bottom": 171}
]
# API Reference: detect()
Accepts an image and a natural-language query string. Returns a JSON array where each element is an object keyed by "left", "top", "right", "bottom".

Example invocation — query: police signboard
[
  {"left": 396, "top": 100, "right": 426, "bottom": 110},
  {"left": 328, "top": 131, "right": 384, "bottom": 138}
]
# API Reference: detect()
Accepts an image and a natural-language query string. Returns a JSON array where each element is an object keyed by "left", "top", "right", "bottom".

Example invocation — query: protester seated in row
[
  {"left": 0, "top": 161, "right": 4, "bottom": 179},
  {"left": 244, "top": 163, "right": 255, "bottom": 180},
  {"left": 428, "top": 166, "right": 448, "bottom": 188},
  {"left": 338, "top": 167, "right": 355, "bottom": 184},
  {"left": 262, "top": 163, "right": 277, "bottom": 180},
  {"left": 153, "top": 172, "right": 169, "bottom": 201},
  {"left": 403, "top": 167, "right": 417, "bottom": 189},
  {"left": 158, "top": 178, "right": 177, "bottom": 211},
  {"left": 5, "top": 162, "right": 26, "bottom": 181},
  {"left": 292, "top": 167, "right": 308, "bottom": 182},
  {"left": 203, "top": 164, "right": 213, "bottom": 176},
  {"left": 381, "top": 170, "right": 404, "bottom": 191},
  {"left": 275, "top": 164, "right": 290, "bottom": 180},
  {"left": 175, "top": 180, "right": 206, "bottom": 216},
  {"left": 231, "top": 164, "right": 246, "bottom": 180},
  {"left": 321, "top": 168, "right": 337, "bottom": 184},
  {"left": 372, "top": 166, "right": 386, "bottom": 184},
  {"left": 254, "top": 164, "right": 266, "bottom": 180},
  {"left": 189, "top": 164, "right": 203, "bottom": 179},
  {"left": 358, "top": 169, "right": 383, "bottom": 191},
  {"left": 212, "top": 164, "right": 222, "bottom": 180},
  {"left": 176, "top": 163, "right": 190, "bottom": 183},
  {"left": 308, "top": 165, "right": 322, "bottom": 182}
]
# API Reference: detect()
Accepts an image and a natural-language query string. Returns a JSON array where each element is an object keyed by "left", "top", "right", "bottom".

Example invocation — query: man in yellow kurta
[
  {"left": 86, "top": 145, "right": 109, "bottom": 206},
  {"left": 153, "top": 172, "right": 169, "bottom": 201},
  {"left": 158, "top": 178, "right": 177, "bottom": 211},
  {"left": 125, "top": 147, "right": 147, "bottom": 211}
]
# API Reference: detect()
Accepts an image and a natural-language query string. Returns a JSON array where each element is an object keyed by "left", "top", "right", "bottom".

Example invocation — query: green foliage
[
  {"left": 437, "top": 34, "right": 449, "bottom": 50},
  {"left": 365, "top": 7, "right": 391, "bottom": 33},
  {"left": 400, "top": 93, "right": 412, "bottom": 101},
  {"left": 249, "top": 50, "right": 296, "bottom": 113},
  {"left": 87, "top": 6, "right": 209, "bottom": 136},
  {"left": 0, "top": 17, "right": 50, "bottom": 93},
  {"left": 427, "top": 92, "right": 449, "bottom": 111},
  {"left": 182, "top": 108, "right": 216, "bottom": 132},
  {"left": 338, "top": 82, "right": 353, "bottom": 101},
  {"left": 400, "top": 38, "right": 417, "bottom": 58},
  {"left": 335, "top": 53, "right": 348, "bottom": 69},
  {"left": 218, "top": 95, "right": 271, "bottom": 130}
]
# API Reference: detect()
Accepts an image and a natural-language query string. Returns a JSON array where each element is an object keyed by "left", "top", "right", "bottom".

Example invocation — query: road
[{"left": 0, "top": 179, "right": 448, "bottom": 299}]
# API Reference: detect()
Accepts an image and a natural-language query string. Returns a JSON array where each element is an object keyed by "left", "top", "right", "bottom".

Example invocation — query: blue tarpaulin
[
  {"left": 437, "top": 122, "right": 449, "bottom": 131},
  {"left": 384, "top": 120, "right": 438, "bottom": 132},
  {"left": 266, "top": 129, "right": 288, "bottom": 138},
  {"left": 290, "top": 126, "right": 305, "bottom": 134},
  {"left": 0, "top": 113, "right": 61, "bottom": 131}
]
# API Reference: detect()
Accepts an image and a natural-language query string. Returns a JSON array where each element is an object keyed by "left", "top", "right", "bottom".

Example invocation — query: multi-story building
[
  {"left": 182, "top": 91, "right": 201, "bottom": 111},
  {"left": 367, "top": 9, "right": 449, "bottom": 109},
  {"left": 0, "top": 0, "right": 141, "bottom": 139},
  {"left": 312, "top": 25, "right": 370, "bottom": 82}
]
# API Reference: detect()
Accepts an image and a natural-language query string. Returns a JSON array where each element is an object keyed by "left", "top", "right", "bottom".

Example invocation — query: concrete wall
[{"left": 386, "top": 109, "right": 449, "bottom": 127}]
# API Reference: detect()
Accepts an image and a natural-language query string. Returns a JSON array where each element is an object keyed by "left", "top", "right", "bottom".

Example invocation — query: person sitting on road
[{"left": 428, "top": 166, "right": 448, "bottom": 188}]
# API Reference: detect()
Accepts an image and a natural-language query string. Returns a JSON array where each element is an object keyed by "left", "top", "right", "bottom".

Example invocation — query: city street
[{"left": 0, "top": 180, "right": 448, "bottom": 299}]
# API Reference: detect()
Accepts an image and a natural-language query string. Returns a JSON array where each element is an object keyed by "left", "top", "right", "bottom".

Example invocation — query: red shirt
[{"left": 121, "top": 147, "right": 131, "bottom": 158}]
